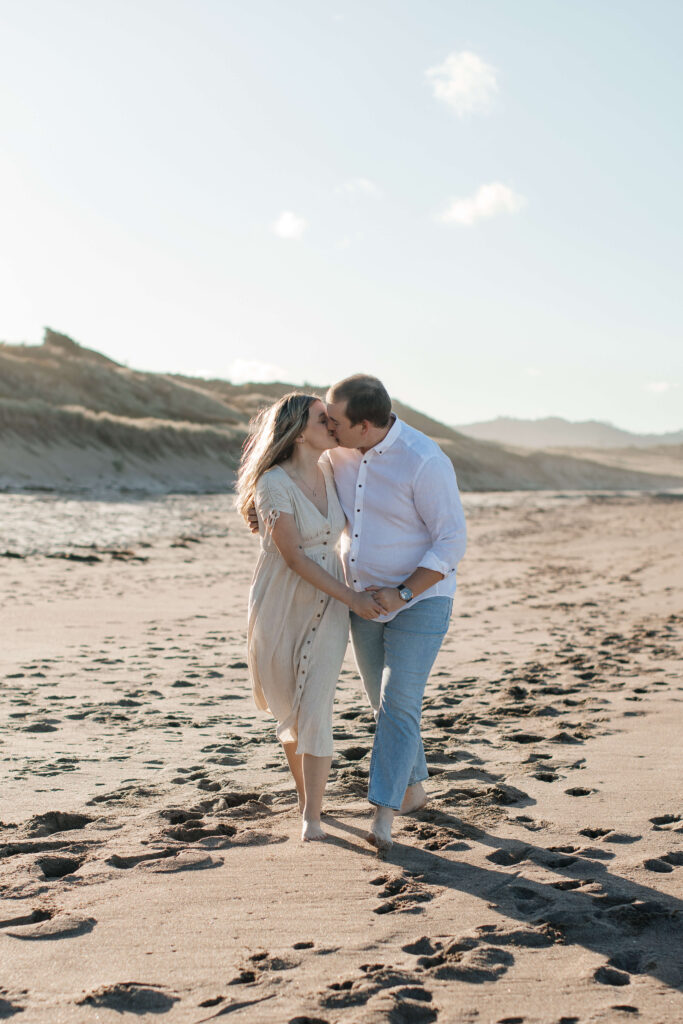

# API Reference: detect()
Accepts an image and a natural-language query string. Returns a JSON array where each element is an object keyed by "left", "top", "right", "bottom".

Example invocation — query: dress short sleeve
[{"left": 255, "top": 470, "right": 294, "bottom": 530}]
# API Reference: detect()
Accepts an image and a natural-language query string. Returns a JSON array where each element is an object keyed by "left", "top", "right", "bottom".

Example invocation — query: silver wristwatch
[{"left": 397, "top": 584, "right": 413, "bottom": 603}]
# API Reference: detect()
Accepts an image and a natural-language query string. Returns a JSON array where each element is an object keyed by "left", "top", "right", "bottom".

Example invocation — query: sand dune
[{"left": 1, "top": 329, "right": 681, "bottom": 493}]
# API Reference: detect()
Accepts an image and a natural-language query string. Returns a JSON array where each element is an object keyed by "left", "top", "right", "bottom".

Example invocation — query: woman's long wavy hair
[{"left": 235, "top": 392, "right": 318, "bottom": 522}]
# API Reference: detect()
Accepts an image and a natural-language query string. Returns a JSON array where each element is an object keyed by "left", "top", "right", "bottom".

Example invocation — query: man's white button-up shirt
[{"left": 326, "top": 417, "right": 467, "bottom": 622}]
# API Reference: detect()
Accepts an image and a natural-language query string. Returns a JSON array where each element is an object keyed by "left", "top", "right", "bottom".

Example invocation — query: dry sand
[{"left": 1, "top": 492, "right": 682, "bottom": 1023}]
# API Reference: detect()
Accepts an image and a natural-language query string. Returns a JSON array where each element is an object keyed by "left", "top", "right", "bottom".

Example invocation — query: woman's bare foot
[
  {"left": 302, "top": 818, "right": 327, "bottom": 841},
  {"left": 397, "top": 782, "right": 428, "bottom": 816},
  {"left": 366, "top": 805, "right": 394, "bottom": 852}
]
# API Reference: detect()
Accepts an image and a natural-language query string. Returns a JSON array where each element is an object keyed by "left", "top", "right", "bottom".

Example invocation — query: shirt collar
[{"left": 371, "top": 414, "right": 401, "bottom": 456}]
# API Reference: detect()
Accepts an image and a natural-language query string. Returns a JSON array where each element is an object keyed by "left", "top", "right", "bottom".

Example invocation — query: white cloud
[
  {"left": 229, "top": 359, "right": 291, "bottom": 384},
  {"left": 272, "top": 210, "right": 307, "bottom": 240},
  {"left": 525, "top": 367, "right": 542, "bottom": 377},
  {"left": 337, "top": 177, "right": 381, "bottom": 197},
  {"left": 646, "top": 381, "right": 679, "bottom": 393},
  {"left": 439, "top": 183, "right": 526, "bottom": 226},
  {"left": 426, "top": 51, "right": 497, "bottom": 117}
]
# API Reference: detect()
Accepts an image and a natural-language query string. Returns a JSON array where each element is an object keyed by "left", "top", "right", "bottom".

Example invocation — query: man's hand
[
  {"left": 247, "top": 503, "right": 259, "bottom": 535},
  {"left": 365, "top": 586, "right": 404, "bottom": 615},
  {"left": 350, "top": 591, "right": 385, "bottom": 620}
]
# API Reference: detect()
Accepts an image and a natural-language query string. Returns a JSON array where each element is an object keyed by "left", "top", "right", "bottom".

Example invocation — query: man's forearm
[
  {"left": 401, "top": 566, "right": 444, "bottom": 598},
  {"left": 367, "top": 566, "right": 445, "bottom": 615}
]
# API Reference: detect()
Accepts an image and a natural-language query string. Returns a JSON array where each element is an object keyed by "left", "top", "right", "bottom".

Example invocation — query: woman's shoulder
[
  {"left": 255, "top": 465, "right": 294, "bottom": 500},
  {"left": 260, "top": 465, "right": 293, "bottom": 487}
]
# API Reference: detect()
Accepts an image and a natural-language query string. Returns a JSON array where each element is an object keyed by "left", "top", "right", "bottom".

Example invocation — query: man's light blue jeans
[{"left": 349, "top": 596, "right": 453, "bottom": 811}]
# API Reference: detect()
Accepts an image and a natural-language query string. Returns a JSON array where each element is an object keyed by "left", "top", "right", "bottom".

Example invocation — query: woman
[{"left": 236, "top": 393, "right": 383, "bottom": 841}]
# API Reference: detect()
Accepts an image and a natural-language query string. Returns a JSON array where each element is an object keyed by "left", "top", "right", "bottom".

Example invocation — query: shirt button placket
[{"left": 350, "top": 455, "right": 367, "bottom": 590}]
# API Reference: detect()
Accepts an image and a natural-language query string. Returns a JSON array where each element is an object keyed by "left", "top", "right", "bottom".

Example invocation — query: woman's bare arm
[{"left": 269, "top": 512, "right": 383, "bottom": 620}]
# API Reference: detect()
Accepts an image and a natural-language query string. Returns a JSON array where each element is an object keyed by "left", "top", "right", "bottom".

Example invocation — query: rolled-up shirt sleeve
[{"left": 413, "top": 455, "right": 467, "bottom": 577}]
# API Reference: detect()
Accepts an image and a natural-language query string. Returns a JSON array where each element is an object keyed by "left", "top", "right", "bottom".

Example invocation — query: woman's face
[{"left": 299, "top": 399, "right": 338, "bottom": 452}]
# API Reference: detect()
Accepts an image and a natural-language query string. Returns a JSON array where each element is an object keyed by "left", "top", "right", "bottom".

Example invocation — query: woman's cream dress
[{"left": 247, "top": 462, "right": 349, "bottom": 756}]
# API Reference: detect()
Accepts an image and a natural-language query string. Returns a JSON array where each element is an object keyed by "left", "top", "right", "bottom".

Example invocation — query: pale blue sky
[{"left": 1, "top": 0, "right": 681, "bottom": 431}]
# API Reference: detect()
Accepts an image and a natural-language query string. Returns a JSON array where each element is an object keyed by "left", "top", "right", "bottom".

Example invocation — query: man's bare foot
[
  {"left": 302, "top": 818, "right": 327, "bottom": 841},
  {"left": 366, "top": 805, "right": 394, "bottom": 852},
  {"left": 397, "top": 782, "right": 429, "bottom": 816}
]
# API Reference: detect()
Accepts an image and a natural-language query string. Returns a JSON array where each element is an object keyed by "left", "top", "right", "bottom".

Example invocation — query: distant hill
[
  {"left": 1, "top": 329, "right": 682, "bottom": 494},
  {"left": 456, "top": 416, "right": 683, "bottom": 449}
]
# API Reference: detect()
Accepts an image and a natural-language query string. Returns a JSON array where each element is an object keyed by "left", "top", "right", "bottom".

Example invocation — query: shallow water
[
  {"left": 0, "top": 488, "right": 675, "bottom": 556},
  {"left": 0, "top": 493, "right": 232, "bottom": 556}
]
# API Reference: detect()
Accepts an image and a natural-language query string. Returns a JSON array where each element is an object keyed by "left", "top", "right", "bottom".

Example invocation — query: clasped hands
[
  {"left": 363, "top": 585, "right": 404, "bottom": 615},
  {"left": 351, "top": 585, "right": 400, "bottom": 620}
]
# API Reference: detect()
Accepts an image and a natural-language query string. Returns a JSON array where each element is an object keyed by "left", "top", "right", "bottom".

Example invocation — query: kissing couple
[{"left": 236, "top": 374, "right": 466, "bottom": 851}]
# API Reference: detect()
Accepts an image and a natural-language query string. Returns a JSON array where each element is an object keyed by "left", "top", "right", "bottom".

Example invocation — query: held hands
[
  {"left": 365, "top": 586, "right": 405, "bottom": 615},
  {"left": 350, "top": 591, "right": 385, "bottom": 620}
]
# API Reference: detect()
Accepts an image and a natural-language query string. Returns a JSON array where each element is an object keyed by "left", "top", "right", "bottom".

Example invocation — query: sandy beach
[{"left": 1, "top": 491, "right": 681, "bottom": 1023}]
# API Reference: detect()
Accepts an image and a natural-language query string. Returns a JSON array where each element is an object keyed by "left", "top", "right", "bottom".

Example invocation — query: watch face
[{"left": 399, "top": 587, "right": 413, "bottom": 602}]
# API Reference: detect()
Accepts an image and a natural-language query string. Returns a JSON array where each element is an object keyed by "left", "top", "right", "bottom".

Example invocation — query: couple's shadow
[{"left": 320, "top": 806, "right": 683, "bottom": 992}]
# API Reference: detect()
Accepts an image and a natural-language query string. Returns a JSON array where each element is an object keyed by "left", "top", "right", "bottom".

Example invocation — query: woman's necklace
[{"left": 290, "top": 466, "right": 323, "bottom": 499}]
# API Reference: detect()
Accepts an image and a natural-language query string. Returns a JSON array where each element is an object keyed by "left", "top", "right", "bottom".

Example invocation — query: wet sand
[{"left": 1, "top": 492, "right": 682, "bottom": 1023}]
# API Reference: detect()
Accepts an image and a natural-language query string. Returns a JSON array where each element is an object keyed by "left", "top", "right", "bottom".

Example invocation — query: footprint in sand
[
  {"left": 320, "top": 966, "right": 428, "bottom": 1011},
  {"left": 107, "top": 848, "right": 177, "bottom": 869},
  {"left": 602, "top": 899, "right": 673, "bottom": 932},
  {"left": 643, "top": 851, "right": 683, "bottom": 873},
  {"left": 507, "top": 884, "right": 553, "bottom": 915},
  {"left": 429, "top": 944, "right": 514, "bottom": 983},
  {"left": 78, "top": 983, "right": 178, "bottom": 1013},
  {"left": 3, "top": 911, "right": 96, "bottom": 940},
  {"left": 486, "top": 845, "right": 531, "bottom": 867},
  {"left": 163, "top": 817, "right": 236, "bottom": 843},
  {"left": 594, "top": 965, "right": 631, "bottom": 986},
  {"left": 650, "top": 813, "right": 682, "bottom": 832},
  {"left": 32, "top": 855, "right": 84, "bottom": 879},
  {"left": 25, "top": 811, "right": 94, "bottom": 836},
  {"left": 362, "top": 986, "right": 437, "bottom": 1023},
  {"left": 475, "top": 922, "right": 557, "bottom": 948},
  {"left": 370, "top": 872, "right": 436, "bottom": 915}
]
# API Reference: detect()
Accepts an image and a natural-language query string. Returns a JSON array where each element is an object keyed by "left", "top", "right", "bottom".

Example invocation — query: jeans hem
[{"left": 368, "top": 797, "right": 401, "bottom": 811}]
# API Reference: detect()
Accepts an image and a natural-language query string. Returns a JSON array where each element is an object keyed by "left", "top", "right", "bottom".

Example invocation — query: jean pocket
[{"left": 392, "top": 598, "right": 452, "bottom": 635}]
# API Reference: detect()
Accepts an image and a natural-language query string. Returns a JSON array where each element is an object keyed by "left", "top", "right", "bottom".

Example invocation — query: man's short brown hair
[{"left": 327, "top": 374, "right": 392, "bottom": 427}]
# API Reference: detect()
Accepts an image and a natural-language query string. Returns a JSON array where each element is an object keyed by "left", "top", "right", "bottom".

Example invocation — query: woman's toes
[{"left": 302, "top": 820, "right": 327, "bottom": 841}]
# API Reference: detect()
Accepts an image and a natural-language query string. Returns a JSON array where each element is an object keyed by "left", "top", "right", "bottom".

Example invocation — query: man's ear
[{"left": 358, "top": 420, "right": 371, "bottom": 437}]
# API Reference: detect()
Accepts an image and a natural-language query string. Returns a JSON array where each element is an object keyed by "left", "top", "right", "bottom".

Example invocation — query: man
[
  {"left": 324, "top": 375, "right": 466, "bottom": 850},
  {"left": 249, "top": 374, "right": 466, "bottom": 850}
]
